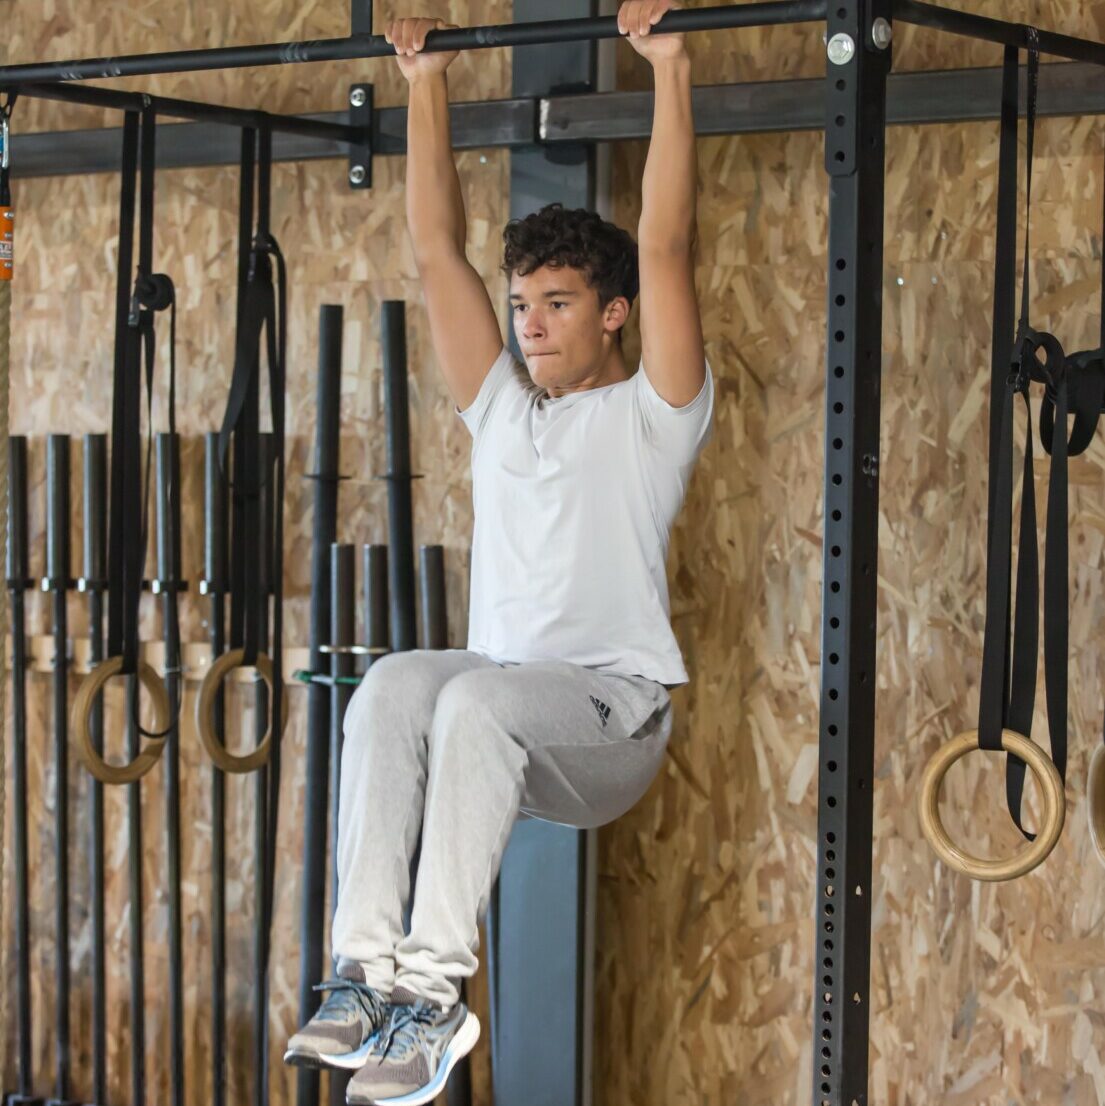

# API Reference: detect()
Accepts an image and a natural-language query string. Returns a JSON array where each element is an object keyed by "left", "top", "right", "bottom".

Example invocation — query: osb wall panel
[
  {"left": 3, "top": 3, "right": 513, "bottom": 1105},
  {"left": 601, "top": 7, "right": 1105, "bottom": 1106},
  {"left": 6, "top": 3, "right": 1105, "bottom": 1106}
]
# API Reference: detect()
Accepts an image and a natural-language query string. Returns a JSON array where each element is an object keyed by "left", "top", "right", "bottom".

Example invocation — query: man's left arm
[{"left": 622, "top": 0, "right": 706, "bottom": 408}]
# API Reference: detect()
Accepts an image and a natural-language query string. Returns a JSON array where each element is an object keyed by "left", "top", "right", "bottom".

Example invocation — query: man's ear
[{"left": 602, "top": 296, "right": 630, "bottom": 335}]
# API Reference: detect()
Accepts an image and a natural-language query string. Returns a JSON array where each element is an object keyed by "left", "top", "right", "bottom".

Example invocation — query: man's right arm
[{"left": 391, "top": 17, "right": 503, "bottom": 413}]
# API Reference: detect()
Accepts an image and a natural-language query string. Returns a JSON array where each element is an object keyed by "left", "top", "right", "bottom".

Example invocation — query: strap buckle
[{"left": 248, "top": 242, "right": 274, "bottom": 283}]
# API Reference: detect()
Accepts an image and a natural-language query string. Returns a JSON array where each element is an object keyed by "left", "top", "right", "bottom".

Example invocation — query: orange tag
[{"left": 0, "top": 206, "right": 12, "bottom": 280}]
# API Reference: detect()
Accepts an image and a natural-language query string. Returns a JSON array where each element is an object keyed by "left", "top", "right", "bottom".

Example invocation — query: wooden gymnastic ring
[
  {"left": 195, "top": 648, "right": 288, "bottom": 774},
  {"left": 918, "top": 728, "right": 1065, "bottom": 881},
  {"left": 1086, "top": 744, "right": 1105, "bottom": 868},
  {"left": 72, "top": 656, "right": 170, "bottom": 785}
]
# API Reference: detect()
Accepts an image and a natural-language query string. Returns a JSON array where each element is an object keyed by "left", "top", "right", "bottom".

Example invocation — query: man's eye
[
  {"left": 551, "top": 302, "right": 565, "bottom": 309},
  {"left": 512, "top": 304, "right": 526, "bottom": 313}
]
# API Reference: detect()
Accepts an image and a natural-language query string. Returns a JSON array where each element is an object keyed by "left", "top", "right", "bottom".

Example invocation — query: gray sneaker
[
  {"left": 344, "top": 986, "right": 481, "bottom": 1105},
  {"left": 283, "top": 975, "right": 390, "bottom": 1070}
]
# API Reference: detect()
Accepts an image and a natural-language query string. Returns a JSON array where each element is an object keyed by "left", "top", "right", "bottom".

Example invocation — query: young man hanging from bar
[{"left": 283, "top": 3, "right": 713, "bottom": 1102}]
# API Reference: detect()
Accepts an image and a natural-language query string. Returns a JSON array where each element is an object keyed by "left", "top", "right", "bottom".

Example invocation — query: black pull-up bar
[
  {"left": 6, "top": 1, "right": 1104, "bottom": 107},
  {"left": 0, "top": 2, "right": 826, "bottom": 86}
]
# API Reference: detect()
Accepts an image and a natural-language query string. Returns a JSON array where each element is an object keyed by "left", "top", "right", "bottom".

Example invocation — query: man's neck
[{"left": 545, "top": 345, "right": 630, "bottom": 398}]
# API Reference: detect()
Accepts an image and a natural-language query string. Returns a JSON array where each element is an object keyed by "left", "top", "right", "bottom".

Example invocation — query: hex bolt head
[
  {"left": 349, "top": 164, "right": 367, "bottom": 185},
  {"left": 350, "top": 87, "right": 367, "bottom": 108},
  {"left": 872, "top": 18, "right": 892, "bottom": 49},
  {"left": 827, "top": 32, "right": 856, "bottom": 65}
]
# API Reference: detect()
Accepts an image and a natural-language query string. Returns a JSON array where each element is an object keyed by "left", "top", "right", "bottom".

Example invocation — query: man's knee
[
  {"left": 343, "top": 650, "right": 449, "bottom": 740},
  {"left": 430, "top": 669, "right": 515, "bottom": 745}
]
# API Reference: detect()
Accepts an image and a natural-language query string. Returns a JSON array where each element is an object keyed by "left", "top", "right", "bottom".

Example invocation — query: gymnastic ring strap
[
  {"left": 106, "top": 107, "right": 180, "bottom": 742},
  {"left": 72, "top": 656, "right": 170, "bottom": 786},
  {"left": 195, "top": 647, "right": 289, "bottom": 775},
  {"left": 918, "top": 729, "right": 1065, "bottom": 881},
  {"left": 971, "top": 39, "right": 1069, "bottom": 844}
]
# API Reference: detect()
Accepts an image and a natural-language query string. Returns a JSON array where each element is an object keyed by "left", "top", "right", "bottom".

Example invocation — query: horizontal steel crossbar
[
  {"left": 18, "top": 82, "right": 361, "bottom": 144},
  {"left": 0, "top": 3, "right": 826, "bottom": 86},
  {"left": 895, "top": 0, "right": 1105, "bottom": 66},
  {"left": 13, "top": 62, "right": 1105, "bottom": 179}
]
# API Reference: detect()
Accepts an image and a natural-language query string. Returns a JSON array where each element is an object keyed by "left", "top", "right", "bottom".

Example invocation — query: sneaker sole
[
  {"left": 283, "top": 1047, "right": 329, "bottom": 1069},
  {"left": 352, "top": 1011, "right": 482, "bottom": 1106},
  {"left": 317, "top": 1035, "right": 379, "bottom": 1071},
  {"left": 284, "top": 1044, "right": 368, "bottom": 1070}
]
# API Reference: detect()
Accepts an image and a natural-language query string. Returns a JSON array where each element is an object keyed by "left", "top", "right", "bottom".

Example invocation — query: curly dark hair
[{"left": 501, "top": 203, "right": 639, "bottom": 315}]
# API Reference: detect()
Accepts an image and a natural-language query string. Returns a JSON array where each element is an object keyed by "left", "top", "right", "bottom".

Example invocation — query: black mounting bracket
[
  {"left": 824, "top": 0, "right": 892, "bottom": 179},
  {"left": 351, "top": 0, "right": 372, "bottom": 35},
  {"left": 348, "top": 82, "right": 373, "bottom": 189}
]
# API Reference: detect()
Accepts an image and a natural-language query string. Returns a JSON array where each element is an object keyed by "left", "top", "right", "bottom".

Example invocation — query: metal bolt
[
  {"left": 349, "top": 164, "right": 366, "bottom": 185},
  {"left": 827, "top": 32, "right": 855, "bottom": 65},
  {"left": 871, "top": 17, "right": 892, "bottom": 49},
  {"left": 350, "top": 87, "right": 367, "bottom": 108}
]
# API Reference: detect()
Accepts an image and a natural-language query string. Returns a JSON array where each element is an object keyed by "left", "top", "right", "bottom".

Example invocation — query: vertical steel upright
[
  {"left": 490, "top": 8, "right": 598, "bottom": 1106},
  {"left": 297, "top": 303, "right": 345, "bottom": 1106},
  {"left": 44, "top": 434, "right": 74, "bottom": 1106},
  {"left": 201, "top": 431, "right": 229, "bottom": 1106},
  {"left": 326, "top": 542, "right": 356, "bottom": 1106},
  {"left": 813, "top": 2, "right": 889, "bottom": 1104},
  {"left": 380, "top": 300, "right": 418, "bottom": 654}
]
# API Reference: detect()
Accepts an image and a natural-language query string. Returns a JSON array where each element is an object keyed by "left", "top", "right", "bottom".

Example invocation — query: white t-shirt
[{"left": 456, "top": 346, "right": 714, "bottom": 687}]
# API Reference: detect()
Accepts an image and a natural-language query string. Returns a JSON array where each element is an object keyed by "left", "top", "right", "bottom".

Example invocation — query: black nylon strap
[
  {"left": 106, "top": 113, "right": 139, "bottom": 671},
  {"left": 980, "top": 46, "right": 1021, "bottom": 759},
  {"left": 977, "top": 40, "right": 1046, "bottom": 834},
  {"left": 215, "top": 124, "right": 288, "bottom": 960},
  {"left": 226, "top": 130, "right": 257, "bottom": 665},
  {"left": 980, "top": 35, "right": 1085, "bottom": 839},
  {"left": 258, "top": 125, "right": 287, "bottom": 952},
  {"left": 105, "top": 109, "right": 180, "bottom": 738}
]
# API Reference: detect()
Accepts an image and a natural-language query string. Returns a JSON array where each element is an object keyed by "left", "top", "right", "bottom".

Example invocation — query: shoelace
[
  {"left": 374, "top": 1000, "right": 439, "bottom": 1061},
  {"left": 311, "top": 979, "right": 386, "bottom": 1027}
]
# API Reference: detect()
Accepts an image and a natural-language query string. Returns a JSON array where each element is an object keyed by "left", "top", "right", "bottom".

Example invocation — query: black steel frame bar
[
  {"left": 17, "top": 81, "right": 360, "bottom": 144},
  {"left": 0, "top": 3, "right": 825, "bottom": 85},
  {"left": 13, "top": 60, "right": 1105, "bottom": 179},
  {"left": 542, "top": 60, "right": 1105, "bottom": 138},
  {"left": 44, "top": 433, "right": 74, "bottom": 1106},
  {"left": 81, "top": 432, "right": 108, "bottom": 1106},
  {"left": 895, "top": 0, "right": 1105, "bottom": 66},
  {"left": 816, "top": 0, "right": 888, "bottom": 1100},
  {"left": 297, "top": 304, "right": 344, "bottom": 1106},
  {"left": 0, "top": 1, "right": 1099, "bottom": 94}
]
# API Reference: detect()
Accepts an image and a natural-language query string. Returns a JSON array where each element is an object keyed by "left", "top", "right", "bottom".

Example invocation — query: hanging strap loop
[
  {"left": 919, "top": 35, "right": 1068, "bottom": 879},
  {"left": 196, "top": 123, "right": 288, "bottom": 773},
  {"left": 75, "top": 107, "right": 180, "bottom": 784}
]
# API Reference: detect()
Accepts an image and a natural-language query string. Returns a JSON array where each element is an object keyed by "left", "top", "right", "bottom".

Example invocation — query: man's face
[{"left": 509, "top": 264, "right": 625, "bottom": 391}]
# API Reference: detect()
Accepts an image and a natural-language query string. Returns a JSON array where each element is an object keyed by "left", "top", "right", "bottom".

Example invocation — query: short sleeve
[
  {"left": 456, "top": 346, "right": 521, "bottom": 439},
  {"left": 633, "top": 358, "right": 715, "bottom": 465}
]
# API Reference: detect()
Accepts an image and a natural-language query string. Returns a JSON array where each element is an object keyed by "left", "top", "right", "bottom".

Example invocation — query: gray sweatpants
[{"left": 330, "top": 648, "right": 673, "bottom": 1009}]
